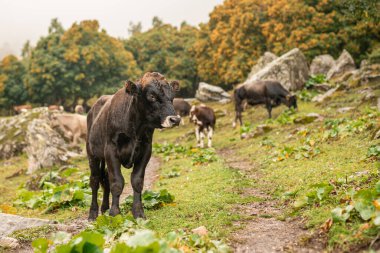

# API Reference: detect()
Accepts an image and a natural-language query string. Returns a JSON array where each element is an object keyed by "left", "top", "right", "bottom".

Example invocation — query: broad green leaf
[
  {"left": 352, "top": 189, "right": 376, "bottom": 220},
  {"left": 32, "top": 238, "right": 50, "bottom": 253}
]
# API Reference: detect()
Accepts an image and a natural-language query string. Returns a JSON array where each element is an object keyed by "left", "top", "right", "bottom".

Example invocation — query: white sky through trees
[{"left": 0, "top": 0, "right": 223, "bottom": 57}]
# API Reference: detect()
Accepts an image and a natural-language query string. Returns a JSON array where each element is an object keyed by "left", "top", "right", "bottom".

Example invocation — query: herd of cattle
[{"left": 11, "top": 72, "right": 297, "bottom": 220}]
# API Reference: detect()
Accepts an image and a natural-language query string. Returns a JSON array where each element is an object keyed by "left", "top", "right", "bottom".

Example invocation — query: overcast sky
[{"left": 0, "top": 0, "right": 223, "bottom": 56}]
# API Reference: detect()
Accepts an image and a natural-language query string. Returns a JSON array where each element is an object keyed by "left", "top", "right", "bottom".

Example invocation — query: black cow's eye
[{"left": 149, "top": 94, "right": 156, "bottom": 102}]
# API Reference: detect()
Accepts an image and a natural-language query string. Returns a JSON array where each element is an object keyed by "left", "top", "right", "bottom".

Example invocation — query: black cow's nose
[{"left": 169, "top": 116, "right": 181, "bottom": 126}]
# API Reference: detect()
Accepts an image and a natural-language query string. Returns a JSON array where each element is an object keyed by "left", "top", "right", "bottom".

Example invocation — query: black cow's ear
[
  {"left": 170, "top": 80, "right": 180, "bottom": 92},
  {"left": 125, "top": 80, "right": 138, "bottom": 94}
]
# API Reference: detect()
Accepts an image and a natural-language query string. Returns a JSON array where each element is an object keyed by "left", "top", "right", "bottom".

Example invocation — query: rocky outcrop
[
  {"left": 245, "top": 48, "right": 309, "bottom": 91},
  {"left": 195, "top": 82, "right": 231, "bottom": 102},
  {"left": 0, "top": 213, "right": 52, "bottom": 237},
  {"left": 312, "top": 87, "right": 339, "bottom": 103},
  {"left": 327, "top": 50, "right": 356, "bottom": 81},
  {"left": 310, "top": 55, "right": 335, "bottom": 76},
  {"left": 25, "top": 118, "right": 77, "bottom": 174},
  {"left": 293, "top": 113, "right": 323, "bottom": 124},
  {"left": 247, "top": 52, "right": 278, "bottom": 79},
  {"left": 0, "top": 108, "right": 46, "bottom": 159}
]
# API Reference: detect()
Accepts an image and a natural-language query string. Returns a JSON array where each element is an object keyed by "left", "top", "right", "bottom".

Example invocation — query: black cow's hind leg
[
  {"left": 100, "top": 160, "right": 110, "bottom": 213},
  {"left": 266, "top": 101, "right": 272, "bottom": 119},
  {"left": 89, "top": 156, "right": 101, "bottom": 221}
]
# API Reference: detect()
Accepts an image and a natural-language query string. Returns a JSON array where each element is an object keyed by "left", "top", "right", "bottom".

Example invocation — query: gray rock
[
  {"left": 312, "top": 87, "right": 338, "bottom": 103},
  {"left": 195, "top": 82, "right": 231, "bottom": 102},
  {"left": 293, "top": 113, "right": 323, "bottom": 124},
  {"left": 313, "top": 83, "right": 332, "bottom": 92},
  {"left": 359, "top": 88, "right": 376, "bottom": 102},
  {"left": 25, "top": 118, "right": 77, "bottom": 174},
  {"left": 247, "top": 52, "right": 278, "bottom": 79},
  {"left": 337, "top": 107, "right": 354, "bottom": 113},
  {"left": 0, "top": 213, "right": 52, "bottom": 237},
  {"left": 241, "top": 124, "right": 274, "bottom": 139},
  {"left": 310, "top": 55, "right": 335, "bottom": 76},
  {"left": 245, "top": 48, "right": 309, "bottom": 91},
  {"left": 327, "top": 50, "right": 356, "bottom": 80}
]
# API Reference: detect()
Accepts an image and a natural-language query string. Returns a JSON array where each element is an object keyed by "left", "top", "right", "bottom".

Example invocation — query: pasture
[{"left": 0, "top": 80, "right": 379, "bottom": 252}]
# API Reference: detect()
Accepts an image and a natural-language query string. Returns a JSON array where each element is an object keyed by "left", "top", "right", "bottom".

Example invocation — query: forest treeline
[{"left": 0, "top": 0, "right": 379, "bottom": 112}]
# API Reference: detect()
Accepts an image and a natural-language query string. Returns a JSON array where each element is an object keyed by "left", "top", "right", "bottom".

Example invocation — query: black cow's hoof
[
  {"left": 101, "top": 204, "right": 110, "bottom": 214},
  {"left": 109, "top": 206, "right": 120, "bottom": 216},
  {"left": 132, "top": 207, "right": 146, "bottom": 219},
  {"left": 88, "top": 210, "right": 98, "bottom": 221}
]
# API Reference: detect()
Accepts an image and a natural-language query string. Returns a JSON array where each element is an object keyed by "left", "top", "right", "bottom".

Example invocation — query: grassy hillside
[{"left": 0, "top": 81, "right": 379, "bottom": 252}]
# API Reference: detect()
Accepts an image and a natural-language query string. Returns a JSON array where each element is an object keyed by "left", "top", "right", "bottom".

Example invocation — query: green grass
[{"left": 0, "top": 83, "right": 379, "bottom": 251}]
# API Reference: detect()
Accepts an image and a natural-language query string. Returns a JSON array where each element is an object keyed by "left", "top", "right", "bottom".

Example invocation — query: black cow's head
[
  {"left": 286, "top": 93, "right": 298, "bottom": 110},
  {"left": 125, "top": 72, "right": 181, "bottom": 128}
]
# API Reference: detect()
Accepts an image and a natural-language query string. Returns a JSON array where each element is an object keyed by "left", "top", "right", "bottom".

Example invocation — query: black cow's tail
[{"left": 99, "top": 160, "right": 107, "bottom": 189}]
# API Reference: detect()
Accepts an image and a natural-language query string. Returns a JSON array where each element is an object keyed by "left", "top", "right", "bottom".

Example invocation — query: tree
[
  {"left": 25, "top": 19, "right": 141, "bottom": 108},
  {"left": 0, "top": 55, "right": 27, "bottom": 111},
  {"left": 124, "top": 21, "right": 199, "bottom": 96},
  {"left": 128, "top": 22, "right": 142, "bottom": 36}
]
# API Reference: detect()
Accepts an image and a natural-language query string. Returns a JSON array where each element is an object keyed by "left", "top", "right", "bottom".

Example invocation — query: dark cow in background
[
  {"left": 233, "top": 80, "right": 297, "bottom": 127},
  {"left": 173, "top": 98, "right": 191, "bottom": 125},
  {"left": 86, "top": 72, "right": 181, "bottom": 220},
  {"left": 190, "top": 105, "right": 216, "bottom": 148}
]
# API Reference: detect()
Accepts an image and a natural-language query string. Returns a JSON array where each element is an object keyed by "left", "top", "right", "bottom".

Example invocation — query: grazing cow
[
  {"left": 86, "top": 72, "right": 180, "bottom": 220},
  {"left": 13, "top": 104, "right": 32, "bottom": 114},
  {"left": 173, "top": 98, "right": 191, "bottom": 125},
  {"left": 50, "top": 113, "right": 87, "bottom": 145},
  {"left": 190, "top": 105, "right": 216, "bottom": 148},
  {"left": 233, "top": 80, "right": 297, "bottom": 127},
  {"left": 75, "top": 104, "right": 85, "bottom": 114},
  {"left": 48, "top": 105, "right": 64, "bottom": 112}
]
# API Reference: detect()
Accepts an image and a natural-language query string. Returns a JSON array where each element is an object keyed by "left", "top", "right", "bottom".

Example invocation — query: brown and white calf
[{"left": 190, "top": 105, "right": 216, "bottom": 148}]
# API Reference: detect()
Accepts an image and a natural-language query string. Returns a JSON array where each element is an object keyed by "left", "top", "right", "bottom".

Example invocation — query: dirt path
[
  {"left": 219, "top": 148, "right": 325, "bottom": 253},
  {"left": 121, "top": 156, "right": 160, "bottom": 199}
]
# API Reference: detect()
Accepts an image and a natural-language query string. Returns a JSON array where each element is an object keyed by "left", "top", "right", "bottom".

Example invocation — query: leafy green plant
[
  {"left": 191, "top": 148, "right": 218, "bottom": 165},
  {"left": 32, "top": 214, "right": 231, "bottom": 253},
  {"left": 331, "top": 181, "right": 380, "bottom": 226},
  {"left": 275, "top": 108, "right": 297, "bottom": 125},
  {"left": 294, "top": 183, "right": 334, "bottom": 209},
  {"left": 240, "top": 122, "right": 253, "bottom": 135},
  {"left": 123, "top": 189, "right": 175, "bottom": 210},
  {"left": 14, "top": 176, "right": 91, "bottom": 213},
  {"left": 305, "top": 74, "right": 326, "bottom": 89},
  {"left": 367, "top": 145, "right": 380, "bottom": 158},
  {"left": 164, "top": 168, "right": 181, "bottom": 178}
]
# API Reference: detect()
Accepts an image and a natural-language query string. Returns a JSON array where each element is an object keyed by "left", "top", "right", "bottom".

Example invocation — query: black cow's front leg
[
  {"left": 105, "top": 144, "right": 124, "bottom": 216},
  {"left": 266, "top": 99, "right": 272, "bottom": 118},
  {"left": 131, "top": 143, "right": 152, "bottom": 219}
]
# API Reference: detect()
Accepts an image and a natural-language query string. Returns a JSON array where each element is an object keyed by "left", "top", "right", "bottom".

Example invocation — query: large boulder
[
  {"left": 0, "top": 108, "right": 47, "bottom": 159},
  {"left": 25, "top": 118, "right": 77, "bottom": 174},
  {"left": 247, "top": 52, "right": 278, "bottom": 79},
  {"left": 245, "top": 48, "right": 309, "bottom": 91},
  {"left": 195, "top": 82, "right": 231, "bottom": 102},
  {"left": 327, "top": 50, "right": 356, "bottom": 81},
  {"left": 310, "top": 55, "right": 335, "bottom": 76}
]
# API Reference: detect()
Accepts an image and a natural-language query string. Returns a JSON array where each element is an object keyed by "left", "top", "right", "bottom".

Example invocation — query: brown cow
[
  {"left": 86, "top": 72, "right": 181, "bottom": 220},
  {"left": 190, "top": 105, "right": 216, "bottom": 148},
  {"left": 50, "top": 113, "right": 87, "bottom": 145},
  {"left": 173, "top": 98, "right": 191, "bottom": 125},
  {"left": 48, "top": 105, "right": 64, "bottom": 112},
  {"left": 13, "top": 104, "right": 32, "bottom": 114}
]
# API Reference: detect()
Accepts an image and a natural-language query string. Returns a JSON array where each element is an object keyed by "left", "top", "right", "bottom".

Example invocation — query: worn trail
[{"left": 219, "top": 148, "right": 324, "bottom": 253}]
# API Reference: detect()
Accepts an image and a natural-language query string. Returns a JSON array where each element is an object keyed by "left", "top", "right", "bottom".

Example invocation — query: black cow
[
  {"left": 233, "top": 80, "right": 297, "bottom": 127},
  {"left": 173, "top": 98, "right": 191, "bottom": 125},
  {"left": 190, "top": 105, "right": 216, "bottom": 148},
  {"left": 86, "top": 72, "right": 181, "bottom": 220}
]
